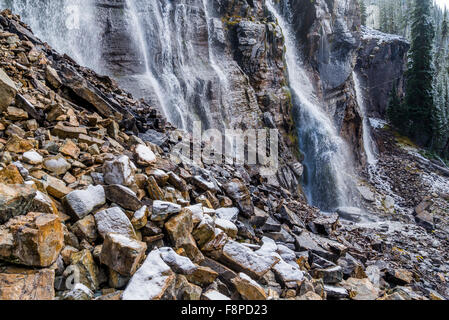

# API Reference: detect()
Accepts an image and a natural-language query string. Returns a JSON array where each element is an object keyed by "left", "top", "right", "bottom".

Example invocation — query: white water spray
[{"left": 267, "top": 0, "right": 358, "bottom": 211}]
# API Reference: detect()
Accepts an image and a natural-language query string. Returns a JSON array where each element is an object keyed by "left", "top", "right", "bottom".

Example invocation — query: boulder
[
  {"left": 69, "top": 249, "right": 100, "bottom": 291},
  {"left": 22, "top": 150, "right": 43, "bottom": 165},
  {"left": 51, "top": 123, "right": 87, "bottom": 139},
  {"left": 45, "top": 175, "right": 73, "bottom": 199},
  {"left": 104, "top": 184, "right": 142, "bottom": 211},
  {"left": 45, "top": 65, "right": 62, "bottom": 89},
  {"left": 71, "top": 215, "right": 98, "bottom": 243},
  {"left": 219, "top": 240, "right": 280, "bottom": 279},
  {"left": 201, "top": 289, "right": 231, "bottom": 300},
  {"left": 122, "top": 249, "right": 176, "bottom": 300},
  {"left": 336, "top": 207, "right": 363, "bottom": 222},
  {"left": 5, "top": 135, "right": 34, "bottom": 153},
  {"left": 192, "top": 214, "right": 216, "bottom": 248},
  {"left": 215, "top": 207, "right": 239, "bottom": 223},
  {"left": 159, "top": 247, "right": 197, "bottom": 275},
  {"left": 146, "top": 176, "right": 164, "bottom": 200},
  {"left": 151, "top": 200, "right": 181, "bottom": 222},
  {"left": 0, "top": 267, "right": 54, "bottom": 300},
  {"left": 201, "top": 257, "right": 238, "bottom": 288},
  {"left": 6, "top": 106, "right": 28, "bottom": 120},
  {"left": 1, "top": 212, "right": 64, "bottom": 267},
  {"left": 131, "top": 205, "right": 148, "bottom": 230},
  {"left": 174, "top": 275, "right": 202, "bottom": 300},
  {"left": 94, "top": 207, "right": 136, "bottom": 239},
  {"left": 272, "top": 259, "right": 304, "bottom": 287},
  {"left": 59, "top": 140, "right": 80, "bottom": 159},
  {"left": 134, "top": 144, "right": 156, "bottom": 164},
  {"left": 165, "top": 209, "right": 204, "bottom": 263},
  {"left": 342, "top": 277, "right": 379, "bottom": 300},
  {"left": 43, "top": 154, "right": 71, "bottom": 175},
  {"left": 185, "top": 266, "right": 218, "bottom": 286},
  {"left": 312, "top": 266, "right": 344, "bottom": 284},
  {"left": 0, "top": 165, "right": 24, "bottom": 184},
  {"left": 324, "top": 284, "right": 349, "bottom": 299},
  {"left": 215, "top": 218, "right": 238, "bottom": 238},
  {"left": 0, "top": 67, "right": 17, "bottom": 111},
  {"left": 357, "top": 186, "right": 375, "bottom": 202},
  {"left": 63, "top": 185, "right": 106, "bottom": 220},
  {"left": 62, "top": 283, "right": 94, "bottom": 300},
  {"left": 223, "top": 179, "right": 254, "bottom": 217},
  {"left": 232, "top": 272, "right": 267, "bottom": 300},
  {"left": 103, "top": 155, "right": 135, "bottom": 186},
  {"left": 385, "top": 269, "right": 414, "bottom": 286},
  {"left": 100, "top": 233, "right": 147, "bottom": 276}
]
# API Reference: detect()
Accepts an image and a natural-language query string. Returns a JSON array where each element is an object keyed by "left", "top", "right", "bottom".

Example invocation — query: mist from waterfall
[{"left": 267, "top": 0, "right": 357, "bottom": 211}]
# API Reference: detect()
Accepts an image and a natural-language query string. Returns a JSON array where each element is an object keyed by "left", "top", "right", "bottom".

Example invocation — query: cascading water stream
[
  {"left": 353, "top": 71, "right": 378, "bottom": 166},
  {"left": 123, "top": 0, "right": 171, "bottom": 124},
  {"left": 266, "top": 0, "right": 357, "bottom": 211}
]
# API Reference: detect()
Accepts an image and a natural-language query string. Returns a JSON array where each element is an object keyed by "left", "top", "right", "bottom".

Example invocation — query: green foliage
[
  {"left": 387, "top": 83, "right": 409, "bottom": 134},
  {"left": 404, "top": 0, "right": 435, "bottom": 145},
  {"left": 359, "top": 0, "right": 368, "bottom": 25}
]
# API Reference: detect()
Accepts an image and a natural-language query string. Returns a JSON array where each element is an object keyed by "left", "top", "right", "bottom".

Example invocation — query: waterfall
[
  {"left": 123, "top": 0, "right": 172, "bottom": 125},
  {"left": 0, "top": 0, "right": 103, "bottom": 72},
  {"left": 266, "top": 0, "right": 357, "bottom": 211},
  {"left": 1, "top": 0, "right": 233, "bottom": 131},
  {"left": 353, "top": 71, "right": 378, "bottom": 165}
]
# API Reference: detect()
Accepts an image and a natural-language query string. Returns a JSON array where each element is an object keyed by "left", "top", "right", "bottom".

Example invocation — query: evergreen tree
[
  {"left": 431, "top": 78, "right": 448, "bottom": 152},
  {"left": 387, "top": 83, "right": 408, "bottom": 133},
  {"left": 359, "top": 0, "right": 368, "bottom": 26},
  {"left": 404, "top": 0, "right": 435, "bottom": 145}
]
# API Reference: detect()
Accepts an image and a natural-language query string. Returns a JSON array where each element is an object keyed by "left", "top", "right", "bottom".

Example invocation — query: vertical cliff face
[{"left": 356, "top": 27, "right": 410, "bottom": 118}]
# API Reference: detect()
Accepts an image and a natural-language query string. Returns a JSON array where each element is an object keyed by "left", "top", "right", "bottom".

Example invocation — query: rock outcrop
[{"left": 356, "top": 27, "right": 410, "bottom": 117}]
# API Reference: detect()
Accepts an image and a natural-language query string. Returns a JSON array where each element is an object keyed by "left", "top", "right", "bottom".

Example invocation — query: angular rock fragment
[
  {"left": 94, "top": 207, "right": 136, "bottom": 239},
  {"left": 215, "top": 218, "right": 238, "bottom": 238},
  {"left": 71, "top": 215, "right": 98, "bottom": 243},
  {"left": 202, "top": 289, "right": 231, "bottom": 300},
  {"left": 165, "top": 208, "right": 204, "bottom": 263},
  {"left": 105, "top": 184, "right": 142, "bottom": 211},
  {"left": 0, "top": 183, "right": 36, "bottom": 223},
  {"left": 135, "top": 144, "right": 156, "bottom": 164},
  {"left": 0, "top": 267, "right": 55, "bottom": 300},
  {"left": 122, "top": 249, "right": 175, "bottom": 300},
  {"left": 1, "top": 212, "right": 63, "bottom": 267},
  {"left": 219, "top": 240, "right": 280, "bottom": 279},
  {"left": 151, "top": 200, "right": 181, "bottom": 222},
  {"left": 0, "top": 67, "right": 17, "bottom": 111},
  {"left": 63, "top": 185, "right": 106, "bottom": 220},
  {"left": 159, "top": 247, "right": 197, "bottom": 275},
  {"left": 43, "top": 154, "right": 71, "bottom": 175},
  {"left": 23, "top": 150, "right": 43, "bottom": 165},
  {"left": 103, "top": 155, "right": 135, "bottom": 186},
  {"left": 223, "top": 179, "right": 254, "bottom": 217},
  {"left": 342, "top": 277, "right": 379, "bottom": 300},
  {"left": 185, "top": 266, "right": 218, "bottom": 286},
  {"left": 232, "top": 272, "right": 267, "bottom": 300},
  {"left": 69, "top": 249, "right": 100, "bottom": 291},
  {"left": 100, "top": 233, "right": 147, "bottom": 276}
]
